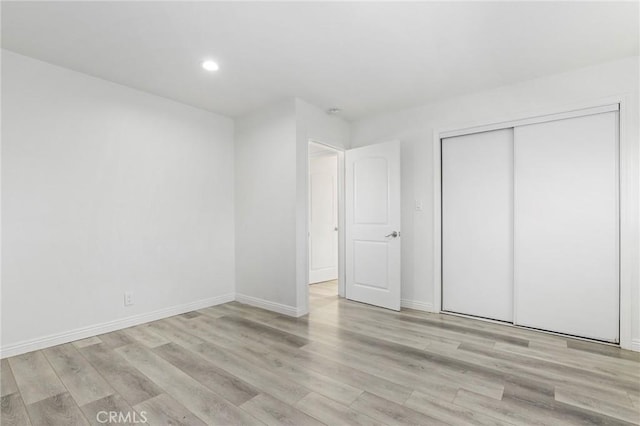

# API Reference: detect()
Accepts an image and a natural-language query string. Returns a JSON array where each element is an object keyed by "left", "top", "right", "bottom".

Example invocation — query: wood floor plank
[
  {"left": 116, "top": 343, "right": 263, "bottom": 425},
  {"left": 429, "top": 312, "right": 565, "bottom": 346},
  {"left": 629, "top": 392, "right": 639, "bottom": 407},
  {"left": 567, "top": 339, "right": 640, "bottom": 362},
  {"left": 457, "top": 341, "right": 640, "bottom": 395},
  {"left": 551, "top": 400, "right": 638, "bottom": 426},
  {"left": 227, "top": 341, "right": 364, "bottom": 404},
  {"left": 260, "top": 314, "right": 337, "bottom": 341},
  {"left": 196, "top": 303, "right": 239, "bottom": 318},
  {"left": 301, "top": 340, "right": 462, "bottom": 402},
  {"left": 252, "top": 337, "right": 414, "bottom": 405},
  {"left": 494, "top": 332, "right": 635, "bottom": 369},
  {"left": 296, "top": 392, "right": 383, "bottom": 426},
  {"left": 195, "top": 306, "right": 227, "bottom": 319},
  {"left": 292, "top": 351, "right": 413, "bottom": 404},
  {"left": 351, "top": 391, "right": 448, "bottom": 426},
  {"left": 454, "top": 389, "right": 550, "bottom": 426},
  {"left": 189, "top": 318, "right": 364, "bottom": 404},
  {"left": 26, "top": 392, "right": 88, "bottom": 426},
  {"left": 316, "top": 302, "right": 498, "bottom": 348},
  {"left": 147, "top": 318, "right": 207, "bottom": 348},
  {"left": 122, "top": 325, "right": 169, "bottom": 348},
  {"left": 80, "top": 394, "right": 144, "bottom": 426},
  {"left": 352, "top": 301, "right": 568, "bottom": 350},
  {"left": 554, "top": 383, "right": 636, "bottom": 409},
  {"left": 413, "top": 338, "right": 630, "bottom": 400},
  {"left": 153, "top": 342, "right": 260, "bottom": 405},
  {"left": 1, "top": 359, "right": 18, "bottom": 397},
  {"left": 397, "top": 313, "right": 529, "bottom": 347},
  {"left": 133, "top": 393, "right": 206, "bottom": 426},
  {"left": 173, "top": 311, "right": 269, "bottom": 350},
  {"left": 310, "top": 297, "right": 340, "bottom": 309},
  {"left": 8, "top": 351, "right": 67, "bottom": 405},
  {"left": 281, "top": 314, "right": 485, "bottom": 389},
  {"left": 468, "top": 340, "right": 640, "bottom": 383},
  {"left": 72, "top": 337, "right": 102, "bottom": 349},
  {"left": 200, "top": 313, "right": 312, "bottom": 352},
  {"left": 202, "top": 308, "right": 413, "bottom": 405},
  {"left": 527, "top": 339, "right": 568, "bottom": 349},
  {"left": 240, "top": 393, "right": 324, "bottom": 426},
  {"left": 310, "top": 311, "right": 433, "bottom": 349},
  {"left": 96, "top": 331, "right": 135, "bottom": 349},
  {"left": 308, "top": 283, "right": 338, "bottom": 296},
  {"left": 405, "top": 390, "right": 509, "bottom": 426},
  {"left": 555, "top": 387, "right": 640, "bottom": 424},
  {"left": 43, "top": 343, "right": 114, "bottom": 406},
  {"left": 493, "top": 341, "right": 639, "bottom": 379},
  {"left": 222, "top": 302, "right": 289, "bottom": 324},
  {"left": 79, "top": 344, "right": 162, "bottom": 406},
  {"left": 304, "top": 334, "right": 507, "bottom": 401},
  {"left": 490, "top": 375, "right": 637, "bottom": 426},
  {"left": 502, "top": 380, "right": 637, "bottom": 426},
  {"left": 1, "top": 393, "right": 32, "bottom": 426},
  {"left": 175, "top": 314, "right": 241, "bottom": 347},
  {"left": 190, "top": 341, "right": 311, "bottom": 405},
  {"left": 215, "top": 315, "right": 310, "bottom": 348}
]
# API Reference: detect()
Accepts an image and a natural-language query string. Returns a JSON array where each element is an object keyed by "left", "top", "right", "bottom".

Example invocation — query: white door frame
[
  {"left": 306, "top": 140, "right": 346, "bottom": 302},
  {"left": 433, "top": 95, "right": 637, "bottom": 351}
]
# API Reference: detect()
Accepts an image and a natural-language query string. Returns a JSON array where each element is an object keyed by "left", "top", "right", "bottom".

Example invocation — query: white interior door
[
  {"left": 514, "top": 111, "right": 619, "bottom": 342},
  {"left": 345, "top": 141, "right": 401, "bottom": 310},
  {"left": 442, "top": 129, "right": 514, "bottom": 322},
  {"left": 309, "top": 154, "right": 338, "bottom": 284}
]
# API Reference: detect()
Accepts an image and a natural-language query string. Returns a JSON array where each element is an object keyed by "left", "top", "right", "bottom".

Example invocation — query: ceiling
[{"left": 2, "top": 2, "right": 638, "bottom": 121}]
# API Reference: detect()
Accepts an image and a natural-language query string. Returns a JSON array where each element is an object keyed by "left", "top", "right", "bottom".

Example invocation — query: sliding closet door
[
  {"left": 514, "top": 111, "right": 619, "bottom": 342},
  {"left": 442, "top": 129, "right": 514, "bottom": 322}
]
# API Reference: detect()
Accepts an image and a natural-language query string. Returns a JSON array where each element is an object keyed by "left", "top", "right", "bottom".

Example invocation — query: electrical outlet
[{"left": 124, "top": 291, "right": 134, "bottom": 306}]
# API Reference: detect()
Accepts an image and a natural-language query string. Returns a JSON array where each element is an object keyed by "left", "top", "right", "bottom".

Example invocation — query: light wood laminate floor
[{"left": 2, "top": 280, "right": 639, "bottom": 425}]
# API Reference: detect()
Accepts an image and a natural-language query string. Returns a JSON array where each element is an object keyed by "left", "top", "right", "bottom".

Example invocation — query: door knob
[{"left": 385, "top": 231, "right": 400, "bottom": 238}]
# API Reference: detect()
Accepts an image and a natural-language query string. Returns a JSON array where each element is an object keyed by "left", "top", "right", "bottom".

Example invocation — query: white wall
[
  {"left": 234, "top": 99, "right": 299, "bottom": 313},
  {"left": 1, "top": 50, "right": 236, "bottom": 356},
  {"left": 351, "top": 56, "right": 640, "bottom": 348},
  {"left": 234, "top": 98, "right": 349, "bottom": 315}
]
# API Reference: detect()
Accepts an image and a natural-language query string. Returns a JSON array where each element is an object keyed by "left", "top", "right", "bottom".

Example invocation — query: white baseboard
[
  {"left": 0, "top": 293, "right": 235, "bottom": 359},
  {"left": 235, "top": 293, "right": 305, "bottom": 317},
  {"left": 401, "top": 299, "right": 434, "bottom": 312},
  {"left": 631, "top": 339, "right": 640, "bottom": 352}
]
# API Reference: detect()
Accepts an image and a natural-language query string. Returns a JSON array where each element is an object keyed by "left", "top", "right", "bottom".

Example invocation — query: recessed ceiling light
[
  {"left": 326, "top": 108, "right": 342, "bottom": 115},
  {"left": 201, "top": 60, "right": 219, "bottom": 72}
]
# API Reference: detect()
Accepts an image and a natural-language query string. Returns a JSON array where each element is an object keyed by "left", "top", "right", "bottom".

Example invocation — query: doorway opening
[{"left": 308, "top": 141, "right": 341, "bottom": 310}]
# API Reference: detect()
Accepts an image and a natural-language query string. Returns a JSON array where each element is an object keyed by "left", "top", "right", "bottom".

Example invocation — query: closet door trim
[{"left": 440, "top": 104, "right": 618, "bottom": 139}]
